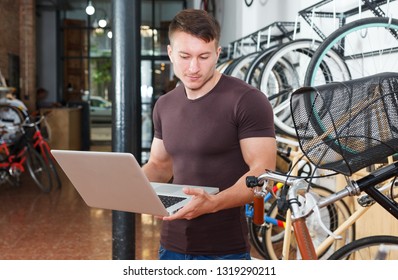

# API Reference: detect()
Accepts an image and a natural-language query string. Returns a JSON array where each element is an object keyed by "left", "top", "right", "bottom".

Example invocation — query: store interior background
[
  {"left": 1, "top": 0, "right": 332, "bottom": 160},
  {"left": 1, "top": 0, "right": 398, "bottom": 260}
]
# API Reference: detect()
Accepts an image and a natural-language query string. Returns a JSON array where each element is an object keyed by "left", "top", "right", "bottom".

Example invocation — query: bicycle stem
[{"left": 256, "top": 169, "right": 296, "bottom": 186}]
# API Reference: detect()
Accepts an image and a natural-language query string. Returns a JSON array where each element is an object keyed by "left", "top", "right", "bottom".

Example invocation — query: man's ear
[
  {"left": 167, "top": 45, "right": 173, "bottom": 63},
  {"left": 216, "top": 46, "right": 222, "bottom": 60}
]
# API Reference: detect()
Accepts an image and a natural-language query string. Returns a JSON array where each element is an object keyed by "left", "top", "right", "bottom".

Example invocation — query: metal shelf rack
[
  {"left": 222, "top": 21, "right": 300, "bottom": 60},
  {"left": 299, "top": 0, "right": 397, "bottom": 41}
]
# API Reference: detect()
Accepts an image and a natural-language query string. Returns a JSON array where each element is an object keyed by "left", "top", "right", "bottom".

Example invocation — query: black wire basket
[{"left": 291, "top": 72, "right": 398, "bottom": 176}]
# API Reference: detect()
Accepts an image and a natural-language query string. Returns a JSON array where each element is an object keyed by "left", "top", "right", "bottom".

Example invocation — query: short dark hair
[{"left": 168, "top": 9, "right": 221, "bottom": 46}]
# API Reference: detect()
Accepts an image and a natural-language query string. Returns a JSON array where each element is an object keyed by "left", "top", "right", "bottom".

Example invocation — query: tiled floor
[
  {"left": 0, "top": 141, "right": 263, "bottom": 260},
  {"left": 0, "top": 163, "right": 162, "bottom": 260}
]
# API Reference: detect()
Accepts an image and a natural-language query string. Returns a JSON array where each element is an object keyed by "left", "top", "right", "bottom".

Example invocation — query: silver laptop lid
[{"left": 51, "top": 150, "right": 218, "bottom": 216}]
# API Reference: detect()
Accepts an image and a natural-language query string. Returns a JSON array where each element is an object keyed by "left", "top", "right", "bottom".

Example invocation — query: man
[{"left": 142, "top": 9, "right": 276, "bottom": 260}]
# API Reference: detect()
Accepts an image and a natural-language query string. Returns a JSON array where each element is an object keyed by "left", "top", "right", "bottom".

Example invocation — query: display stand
[
  {"left": 40, "top": 107, "right": 82, "bottom": 150},
  {"left": 298, "top": 0, "right": 397, "bottom": 40},
  {"left": 224, "top": 21, "right": 300, "bottom": 60}
]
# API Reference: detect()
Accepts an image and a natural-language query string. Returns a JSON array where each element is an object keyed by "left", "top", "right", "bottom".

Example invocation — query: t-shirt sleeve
[
  {"left": 236, "top": 88, "right": 275, "bottom": 140},
  {"left": 152, "top": 100, "right": 162, "bottom": 140}
]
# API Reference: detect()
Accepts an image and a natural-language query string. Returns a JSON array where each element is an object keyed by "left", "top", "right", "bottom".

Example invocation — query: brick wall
[
  {"left": 19, "top": 0, "right": 36, "bottom": 111},
  {"left": 0, "top": 0, "right": 20, "bottom": 86},
  {"left": 0, "top": 0, "right": 36, "bottom": 112}
]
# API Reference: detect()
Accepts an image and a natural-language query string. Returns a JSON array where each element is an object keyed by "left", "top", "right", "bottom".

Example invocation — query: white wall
[
  {"left": 218, "top": 0, "right": 315, "bottom": 47},
  {"left": 217, "top": 0, "right": 398, "bottom": 48}
]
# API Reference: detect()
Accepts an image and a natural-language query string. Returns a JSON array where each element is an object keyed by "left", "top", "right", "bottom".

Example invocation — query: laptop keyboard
[{"left": 158, "top": 195, "right": 186, "bottom": 208}]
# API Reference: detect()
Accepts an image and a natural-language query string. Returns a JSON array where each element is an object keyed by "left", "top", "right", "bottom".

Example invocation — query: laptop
[{"left": 50, "top": 150, "right": 219, "bottom": 216}]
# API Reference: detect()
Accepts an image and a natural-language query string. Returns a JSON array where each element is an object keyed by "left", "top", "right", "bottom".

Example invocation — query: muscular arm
[
  {"left": 164, "top": 136, "right": 277, "bottom": 220},
  {"left": 142, "top": 137, "right": 173, "bottom": 183}
]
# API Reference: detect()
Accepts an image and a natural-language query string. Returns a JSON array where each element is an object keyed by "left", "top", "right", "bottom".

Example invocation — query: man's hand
[{"left": 163, "top": 187, "right": 216, "bottom": 221}]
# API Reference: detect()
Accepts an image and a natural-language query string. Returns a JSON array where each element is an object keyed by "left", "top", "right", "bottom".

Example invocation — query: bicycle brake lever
[{"left": 304, "top": 192, "right": 342, "bottom": 240}]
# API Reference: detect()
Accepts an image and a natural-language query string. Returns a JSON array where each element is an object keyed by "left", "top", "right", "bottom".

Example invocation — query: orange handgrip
[
  {"left": 253, "top": 194, "right": 264, "bottom": 225},
  {"left": 292, "top": 218, "right": 318, "bottom": 260}
]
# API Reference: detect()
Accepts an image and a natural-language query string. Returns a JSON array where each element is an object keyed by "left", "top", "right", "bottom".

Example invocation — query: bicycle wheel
[
  {"left": 305, "top": 17, "right": 398, "bottom": 87},
  {"left": 328, "top": 235, "right": 398, "bottom": 260},
  {"left": 262, "top": 184, "right": 354, "bottom": 260},
  {"left": 25, "top": 146, "right": 52, "bottom": 192},
  {"left": 39, "top": 146, "right": 62, "bottom": 189},
  {"left": 224, "top": 52, "right": 260, "bottom": 80},
  {"left": 253, "top": 39, "right": 349, "bottom": 137},
  {"left": 244, "top": 45, "right": 278, "bottom": 89}
]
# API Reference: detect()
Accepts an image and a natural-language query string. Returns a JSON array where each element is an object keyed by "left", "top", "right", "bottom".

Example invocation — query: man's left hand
[{"left": 162, "top": 187, "right": 216, "bottom": 221}]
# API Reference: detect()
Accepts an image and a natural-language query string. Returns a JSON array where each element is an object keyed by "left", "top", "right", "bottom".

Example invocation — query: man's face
[{"left": 167, "top": 31, "right": 221, "bottom": 94}]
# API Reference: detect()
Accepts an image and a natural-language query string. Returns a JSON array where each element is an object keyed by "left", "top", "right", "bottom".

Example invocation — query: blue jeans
[{"left": 158, "top": 245, "right": 251, "bottom": 260}]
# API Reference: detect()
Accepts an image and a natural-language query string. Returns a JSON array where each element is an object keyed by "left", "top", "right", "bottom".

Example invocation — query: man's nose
[{"left": 188, "top": 58, "right": 199, "bottom": 72}]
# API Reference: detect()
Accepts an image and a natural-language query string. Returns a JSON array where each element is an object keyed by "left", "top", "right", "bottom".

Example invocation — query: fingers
[
  {"left": 163, "top": 188, "right": 211, "bottom": 221},
  {"left": 183, "top": 187, "right": 205, "bottom": 196}
]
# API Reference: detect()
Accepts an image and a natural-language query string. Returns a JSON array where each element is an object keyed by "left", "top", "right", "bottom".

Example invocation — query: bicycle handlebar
[
  {"left": 246, "top": 169, "right": 297, "bottom": 188},
  {"left": 21, "top": 115, "right": 46, "bottom": 128}
]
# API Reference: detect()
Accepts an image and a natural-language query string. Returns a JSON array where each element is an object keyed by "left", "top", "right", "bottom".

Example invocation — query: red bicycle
[
  {"left": 23, "top": 113, "right": 62, "bottom": 189},
  {"left": 0, "top": 104, "right": 60, "bottom": 191},
  {"left": 0, "top": 116, "right": 52, "bottom": 192}
]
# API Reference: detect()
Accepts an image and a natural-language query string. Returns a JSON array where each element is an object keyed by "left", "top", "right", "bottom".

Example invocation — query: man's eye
[{"left": 200, "top": 56, "right": 209, "bottom": 60}]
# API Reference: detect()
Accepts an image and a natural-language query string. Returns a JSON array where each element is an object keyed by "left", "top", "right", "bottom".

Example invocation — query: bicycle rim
[{"left": 328, "top": 235, "right": 398, "bottom": 260}]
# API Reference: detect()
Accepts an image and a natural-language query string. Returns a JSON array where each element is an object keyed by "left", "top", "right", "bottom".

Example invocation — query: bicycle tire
[
  {"left": 244, "top": 45, "right": 278, "bottom": 88},
  {"left": 260, "top": 184, "right": 354, "bottom": 260},
  {"left": 304, "top": 17, "right": 398, "bottom": 88},
  {"left": 26, "top": 146, "right": 52, "bottom": 192},
  {"left": 328, "top": 235, "right": 398, "bottom": 260},
  {"left": 40, "top": 146, "right": 62, "bottom": 189},
  {"left": 224, "top": 52, "right": 260, "bottom": 80},
  {"left": 248, "top": 39, "right": 348, "bottom": 137}
]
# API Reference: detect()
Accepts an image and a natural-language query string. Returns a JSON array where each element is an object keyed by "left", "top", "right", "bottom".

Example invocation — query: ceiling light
[
  {"left": 85, "top": 1, "right": 95, "bottom": 15},
  {"left": 98, "top": 19, "right": 107, "bottom": 28}
]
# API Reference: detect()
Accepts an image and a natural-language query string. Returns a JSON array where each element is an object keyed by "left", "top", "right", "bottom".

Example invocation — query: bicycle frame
[
  {"left": 0, "top": 139, "right": 28, "bottom": 182},
  {"left": 12, "top": 113, "right": 62, "bottom": 191},
  {"left": 31, "top": 125, "right": 52, "bottom": 163},
  {"left": 248, "top": 160, "right": 398, "bottom": 260}
]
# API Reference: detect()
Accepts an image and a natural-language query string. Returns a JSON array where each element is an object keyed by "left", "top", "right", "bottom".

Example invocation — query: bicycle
[
  {"left": 246, "top": 145, "right": 354, "bottom": 259},
  {"left": 247, "top": 72, "right": 398, "bottom": 260},
  {"left": 23, "top": 113, "right": 62, "bottom": 189},
  {"left": 0, "top": 117, "right": 52, "bottom": 192},
  {"left": 255, "top": 163, "right": 398, "bottom": 260},
  {"left": 0, "top": 104, "right": 62, "bottom": 190}
]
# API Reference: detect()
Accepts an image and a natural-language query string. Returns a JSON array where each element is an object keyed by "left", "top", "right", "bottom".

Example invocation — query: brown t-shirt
[{"left": 153, "top": 74, "right": 275, "bottom": 255}]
